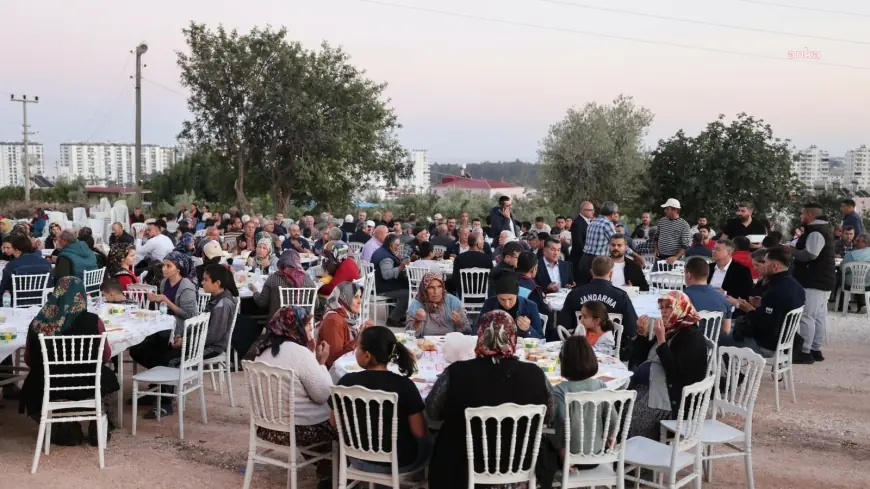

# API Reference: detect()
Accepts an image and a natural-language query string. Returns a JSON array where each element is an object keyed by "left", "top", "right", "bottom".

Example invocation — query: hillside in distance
[{"left": 429, "top": 160, "right": 540, "bottom": 188}]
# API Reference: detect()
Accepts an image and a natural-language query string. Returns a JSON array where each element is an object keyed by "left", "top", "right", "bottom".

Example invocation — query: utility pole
[
  {"left": 134, "top": 42, "right": 148, "bottom": 203},
  {"left": 9, "top": 94, "right": 39, "bottom": 204}
]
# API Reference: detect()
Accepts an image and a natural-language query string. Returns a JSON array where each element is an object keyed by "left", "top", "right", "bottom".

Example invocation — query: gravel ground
[{"left": 2, "top": 315, "right": 867, "bottom": 489}]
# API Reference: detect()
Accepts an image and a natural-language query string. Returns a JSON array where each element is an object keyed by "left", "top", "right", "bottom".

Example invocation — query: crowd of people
[{"left": 0, "top": 194, "right": 864, "bottom": 487}]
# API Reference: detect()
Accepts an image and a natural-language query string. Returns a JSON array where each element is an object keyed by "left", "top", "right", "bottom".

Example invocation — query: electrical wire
[
  {"left": 731, "top": 0, "right": 870, "bottom": 18},
  {"left": 534, "top": 0, "right": 870, "bottom": 45},
  {"left": 344, "top": 0, "right": 870, "bottom": 70},
  {"left": 79, "top": 54, "right": 133, "bottom": 139},
  {"left": 141, "top": 77, "right": 188, "bottom": 98}
]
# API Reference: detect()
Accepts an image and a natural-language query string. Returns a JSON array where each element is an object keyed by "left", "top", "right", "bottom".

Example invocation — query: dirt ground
[{"left": 1, "top": 316, "right": 868, "bottom": 489}]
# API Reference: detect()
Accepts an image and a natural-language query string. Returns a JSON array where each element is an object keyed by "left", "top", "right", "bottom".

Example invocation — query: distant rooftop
[
  {"left": 434, "top": 175, "right": 521, "bottom": 189},
  {"left": 86, "top": 186, "right": 151, "bottom": 195}
]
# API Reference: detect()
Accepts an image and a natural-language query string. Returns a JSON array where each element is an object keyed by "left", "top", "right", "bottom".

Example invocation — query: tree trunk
[
  {"left": 270, "top": 179, "right": 291, "bottom": 215},
  {"left": 234, "top": 152, "right": 253, "bottom": 214}
]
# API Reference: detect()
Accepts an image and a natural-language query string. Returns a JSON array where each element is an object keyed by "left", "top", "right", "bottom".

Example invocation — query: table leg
[{"left": 117, "top": 353, "right": 124, "bottom": 429}]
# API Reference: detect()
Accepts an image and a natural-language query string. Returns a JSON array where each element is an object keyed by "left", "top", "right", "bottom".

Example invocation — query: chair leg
[
  {"left": 177, "top": 388, "right": 184, "bottom": 440},
  {"left": 704, "top": 444, "right": 713, "bottom": 482},
  {"left": 226, "top": 365, "right": 235, "bottom": 408},
  {"left": 199, "top": 380, "right": 208, "bottom": 424},
  {"left": 773, "top": 367, "right": 781, "bottom": 411},
  {"left": 243, "top": 440, "right": 257, "bottom": 489},
  {"left": 209, "top": 367, "right": 218, "bottom": 392},
  {"left": 117, "top": 355, "right": 125, "bottom": 429},
  {"left": 132, "top": 381, "right": 139, "bottom": 436},
  {"left": 97, "top": 414, "right": 106, "bottom": 469},
  {"left": 31, "top": 419, "right": 47, "bottom": 474},
  {"left": 788, "top": 366, "right": 797, "bottom": 404},
  {"left": 745, "top": 446, "right": 755, "bottom": 489},
  {"left": 217, "top": 365, "right": 225, "bottom": 395},
  {"left": 44, "top": 420, "right": 52, "bottom": 455}
]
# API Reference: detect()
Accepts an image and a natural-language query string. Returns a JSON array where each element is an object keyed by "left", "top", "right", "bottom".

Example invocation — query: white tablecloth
[
  {"left": 331, "top": 336, "right": 632, "bottom": 399},
  {"left": 545, "top": 291, "right": 662, "bottom": 319},
  {"left": 0, "top": 305, "right": 175, "bottom": 362}
]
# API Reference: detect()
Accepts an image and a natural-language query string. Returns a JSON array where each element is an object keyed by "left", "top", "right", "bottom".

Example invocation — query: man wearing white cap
[
  {"left": 349, "top": 220, "right": 376, "bottom": 244},
  {"left": 655, "top": 198, "right": 693, "bottom": 264}
]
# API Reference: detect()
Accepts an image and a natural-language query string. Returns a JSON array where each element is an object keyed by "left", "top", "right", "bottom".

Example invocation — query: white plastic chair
[
  {"left": 608, "top": 313, "right": 624, "bottom": 358},
  {"left": 131, "top": 313, "right": 210, "bottom": 440},
  {"left": 331, "top": 385, "right": 428, "bottom": 489},
  {"left": 836, "top": 261, "right": 870, "bottom": 317},
  {"left": 697, "top": 310, "right": 725, "bottom": 345},
  {"left": 642, "top": 253, "right": 657, "bottom": 269},
  {"left": 460, "top": 267, "right": 490, "bottom": 317},
  {"left": 202, "top": 298, "right": 241, "bottom": 406},
  {"left": 655, "top": 260, "right": 686, "bottom": 273},
  {"left": 196, "top": 291, "right": 211, "bottom": 313},
  {"left": 12, "top": 273, "right": 51, "bottom": 308},
  {"left": 624, "top": 376, "right": 715, "bottom": 489},
  {"left": 83, "top": 267, "right": 107, "bottom": 299},
  {"left": 767, "top": 306, "right": 804, "bottom": 411},
  {"left": 433, "top": 245, "right": 447, "bottom": 257},
  {"left": 539, "top": 313, "right": 548, "bottom": 337},
  {"left": 406, "top": 265, "right": 430, "bottom": 305},
  {"left": 661, "top": 346, "right": 765, "bottom": 489},
  {"left": 242, "top": 360, "right": 334, "bottom": 489},
  {"left": 464, "top": 402, "right": 547, "bottom": 489},
  {"left": 32, "top": 334, "right": 110, "bottom": 473},
  {"left": 556, "top": 390, "right": 637, "bottom": 489},
  {"left": 649, "top": 272, "right": 684, "bottom": 291},
  {"left": 359, "top": 271, "right": 375, "bottom": 327},
  {"left": 348, "top": 242, "right": 364, "bottom": 257},
  {"left": 123, "top": 290, "right": 152, "bottom": 309},
  {"left": 278, "top": 287, "right": 317, "bottom": 317}
]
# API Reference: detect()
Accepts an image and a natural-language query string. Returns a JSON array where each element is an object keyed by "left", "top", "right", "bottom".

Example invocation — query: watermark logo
[{"left": 788, "top": 47, "right": 822, "bottom": 60}]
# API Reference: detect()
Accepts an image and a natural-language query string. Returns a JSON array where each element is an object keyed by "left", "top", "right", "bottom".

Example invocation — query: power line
[
  {"left": 79, "top": 54, "right": 133, "bottom": 136},
  {"left": 534, "top": 0, "right": 870, "bottom": 45},
  {"left": 345, "top": 0, "right": 870, "bottom": 71},
  {"left": 731, "top": 0, "right": 870, "bottom": 18},
  {"left": 141, "top": 77, "right": 188, "bottom": 98}
]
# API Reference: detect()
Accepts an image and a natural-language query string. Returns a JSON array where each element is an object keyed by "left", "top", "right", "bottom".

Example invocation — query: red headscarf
[
  {"left": 474, "top": 310, "right": 518, "bottom": 361},
  {"left": 657, "top": 291, "right": 701, "bottom": 332}
]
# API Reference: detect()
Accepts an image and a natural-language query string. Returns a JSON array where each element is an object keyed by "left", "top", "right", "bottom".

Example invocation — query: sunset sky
[{"left": 1, "top": 0, "right": 868, "bottom": 174}]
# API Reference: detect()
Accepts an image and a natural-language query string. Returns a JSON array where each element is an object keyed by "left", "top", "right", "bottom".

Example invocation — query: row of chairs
[{"left": 9, "top": 268, "right": 107, "bottom": 309}]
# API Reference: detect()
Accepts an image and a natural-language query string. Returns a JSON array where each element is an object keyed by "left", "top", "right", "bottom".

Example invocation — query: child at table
[
  {"left": 536, "top": 336, "right": 618, "bottom": 489},
  {"left": 101, "top": 278, "right": 137, "bottom": 305},
  {"left": 578, "top": 301, "right": 616, "bottom": 357},
  {"left": 328, "top": 326, "right": 430, "bottom": 476}
]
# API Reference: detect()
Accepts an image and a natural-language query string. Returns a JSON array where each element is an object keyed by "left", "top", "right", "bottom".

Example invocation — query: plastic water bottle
[
  {"left": 159, "top": 302, "right": 168, "bottom": 315},
  {"left": 2, "top": 291, "right": 10, "bottom": 308}
]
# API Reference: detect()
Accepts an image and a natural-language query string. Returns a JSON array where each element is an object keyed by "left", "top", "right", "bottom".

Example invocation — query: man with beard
[
  {"left": 721, "top": 202, "right": 768, "bottom": 241},
  {"left": 608, "top": 234, "right": 649, "bottom": 291}
]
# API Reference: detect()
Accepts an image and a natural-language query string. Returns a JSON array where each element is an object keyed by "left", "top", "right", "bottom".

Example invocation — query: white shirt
[
  {"left": 710, "top": 259, "right": 731, "bottom": 290},
  {"left": 361, "top": 238, "right": 382, "bottom": 262},
  {"left": 611, "top": 261, "right": 627, "bottom": 287},
  {"left": 544, "top": 257, "right": 562, "bottom": 286},
  {"left": 135, "top": 234, "right": 174, "bottom": 265}
]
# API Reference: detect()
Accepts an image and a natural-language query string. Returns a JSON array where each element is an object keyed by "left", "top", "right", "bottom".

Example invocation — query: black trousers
[{"left": 536, "top": 434, "right": 598, "bottom": 489}]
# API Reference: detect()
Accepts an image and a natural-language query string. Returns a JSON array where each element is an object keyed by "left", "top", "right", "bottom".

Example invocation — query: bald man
[
  {"left": 569, "top": 201, "right": 595, "bottom": 277},
  {"left": 362, "top": 225, "right": 389, "bottom": 262}
]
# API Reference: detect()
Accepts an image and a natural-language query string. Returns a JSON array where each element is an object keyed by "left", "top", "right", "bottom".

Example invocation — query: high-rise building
[
  {"left": 0, "top": 142, "right": 46, "bottom": 188},
  {"left": 403, "top": 149, "right": 430, "bottom": 193},
  {"left": 845, "top": 144, "right": 870, "bottom": 190},
  {"left": 792, "top": 145, "right": 829, "bottom": 188},
  {"left": 58, "top": 142, "right": 177, "bottom": 186}
]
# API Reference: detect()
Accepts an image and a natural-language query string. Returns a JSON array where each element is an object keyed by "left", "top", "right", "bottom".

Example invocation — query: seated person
[
  {"left": 477, "top": 275, "right": 544, "bottom": 339},
  {"left": 761, "top": 231, "right": 783, "bottom": 249},
  {"left": 628, "top": 291, "right": 707, "bottom": 440},
  {"left": 731, "top": 236, "right": 758, "bottom": 280},
  {"left": 709, "top": 239, "right": 754, "bottom": 301},
  {"left": 0, "top": 233, "right": 52, "bottom": 300},
  {"left": 837, "top": 232, "right": 870, "bottom": 313},
  {"left": 682, "top": 256, "right": 733, "bottom": 340},
  {"left": 318, "top": 241, "right": 360, "bottom": 298},
  {"left": 371, "top": 234, "right": 410, "bottom": 328},
  {"left": 100, "top": 278, "right": 135, "bottom": 305},
  {"left": 577, "top": 300, "right": 617, "bottom": 355},
  {"left": 246, "top": 238, "right": 278, "bottom": 274},
  {"left": 724, "top": 246, "right": 806, "bottom": 358},
  {"left": 406, "top": 273, "right": 470, "bottom": 336},
  {"left": 608, "top": 234, "right": 649, "bottom": 291},
  {"left": 517, "top": 251, "right": 551, "bottom": 321},
  {"left": 411, "top": 242, "right": 444, "bottom": 275},
  {"left": 488, "top": 241, "right": 522, "bottom": 297},
  {"left": 535, "top": 236, "right": 575, "bottom": 292},
  {"left": 449, "top": 233, "right": 492, "bottom": 296},
  {"left": 536, "top": 336, "right": 618, "bottom": 489},
  {"left": 684, "top": 232, "right": 713, "bottom": 258}
]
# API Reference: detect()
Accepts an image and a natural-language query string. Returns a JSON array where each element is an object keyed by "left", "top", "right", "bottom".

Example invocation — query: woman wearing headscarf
[
  {"left": 425, "top": 310, "right": 553, "bottom": 489},
  {"left": 0, "top": 218, "right": 14, "bottom": 241},
  {"left": 318, "top": 241, "right": 360, "bottom": 298},
  {"left": 107, "top": 244, "right": 138, "bottom": 291},
  {"left": 250, "top": 249, "right": 317, "bottom": 320},
  {"left": 406, "top": 273, "right": 469, "bottom": 336},
  {"left": 19, "top": 277, "right": 120, "bottom": 446},
  {"left": 246, "top": 237, "right": 278, "bottom": 274},
  {"left": 174, "top": 232, "right": 196, "bottom": 256},
  {"left": 317, "top": 281, "right": 373, "bottom": 368},
  {"left": 628, "top": 290, "right": 708, "bottom": 440},
  {"left": 254, "top": 306, "right": 335, "bottom": 489}
]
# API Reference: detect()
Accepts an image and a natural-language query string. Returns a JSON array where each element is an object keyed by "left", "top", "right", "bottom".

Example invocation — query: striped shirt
[{"left": 656, "top": 217, "right": 692, "bottom": 257}]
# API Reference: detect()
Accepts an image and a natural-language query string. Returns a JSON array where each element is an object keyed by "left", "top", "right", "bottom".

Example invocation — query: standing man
[
  {"left": 655, "top": 198, "right": 692, "bottom": 264},
  {"left": 569, "top": 201, "right": 595, "bottom": 281},
  {"left": 633, "top": 212, "right": 652, "bottom": 239},
  {"left": 489, "top": 195, "right": 518, "bottom": 240},
  {"left": 792, "top": 203, "right": 835, "bottom": 364},
  {"left": 689, "top": 214, "right": 715, "bottom": 239},
  {"left": 578, "top": 202, "right": 643, "bottom": 285},
  {"left": 720, "top": 202, "right": 768, "bottom": 240},
  {"left": 840, "top": 199, "right": 865, "bottom": 235}
]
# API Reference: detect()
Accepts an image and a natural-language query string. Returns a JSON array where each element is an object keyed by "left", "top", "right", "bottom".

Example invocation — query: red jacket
[
  {"left": 318, "top": 259, "right": 361, "bottom": 296},
  {"left": 732, "top": 251, "right": 758, "bottom": 279}
]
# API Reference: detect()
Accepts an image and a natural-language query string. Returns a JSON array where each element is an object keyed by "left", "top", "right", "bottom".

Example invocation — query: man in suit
[
  {"left": 708, "top": 238, "right": 754, "bottom": 301},
  {"left": 569, "top": 201, "right": 595, "bottom": 279},
  {"left": 535, "top": 236, "right": 575, "bottom": 292},
  {"left": 450, "top": 232, "right": 493, "bottom": 296},
  {"left": 609, "top": 234, "right": 649, "bottom": 291}
]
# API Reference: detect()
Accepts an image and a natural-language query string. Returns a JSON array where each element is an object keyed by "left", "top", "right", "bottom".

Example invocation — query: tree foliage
[
  {"left": 176, "top": 22, "right": 410, "bottom": 214},
  {"left": 642, "top": 113, "right": 801, "bottom": 225},
  {"left": 538, "top": 95, "right": 653, "bottom": 210},
  {"left": 147, "top": 151, "right": 237, "bottom": 206}
]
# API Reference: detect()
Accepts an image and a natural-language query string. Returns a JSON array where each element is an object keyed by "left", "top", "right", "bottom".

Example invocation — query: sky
[{"left": 1, "top": 0, "right": 868, "bottom": 176}]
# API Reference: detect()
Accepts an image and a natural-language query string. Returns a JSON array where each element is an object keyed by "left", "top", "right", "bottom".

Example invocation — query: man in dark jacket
[
  {"left": 55, "top": 229, "right": 98, "bottom": 280},
  {"left": 569, "top": 201, "right": 595, "bottom": 281},
  {"left": 535, "top": 236, "right": 575, "bottom": 292},
  {"left": 348, "top": 220, "right": 374, "bottom": 244},
  {"left": 489, "top": 196, "right": 517, "bottom": 240},
  {"left": 0, "top": 234, "right": 52, "bottom": 299},
  {"left": 488, "top": 241, "right": 522, "bottom": 297},
  {"left": 517, "top": 252, "right": 555, "bottom": 340},
  {"left": 108, "top": 222, "right": 134, "bottom": 247},
  {"left": 558, "top": 256, "right": 639, "bottom": 343},
  {"left": 709, "top": 239, "right": 754, "bottom": 301},
  {"left": 609, "top": 234, "right": 649, "bottom": 291},
  {"left": 726, "top": 246, "right": 805, "bottom": 358},
  {"left": 477, "top": 275, "right": 543, "bottom": 338},
  {"left": 450, "top": 233, "right": 493, "bottom": 296}
]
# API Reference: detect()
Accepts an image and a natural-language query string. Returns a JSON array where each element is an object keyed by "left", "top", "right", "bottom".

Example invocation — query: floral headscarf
[
  {"left": 164, "top": 250, "right": 196, "bottom": 283},
  {"left": 255, "top": 237, "right": 274, "bottom": 269},
  {"left": 416, "top": 273, "right": 446, "bottom": 312},
  {"left": 323, "top": 241, "right": 350, "bottom": 265},
  {"left": 658, "top": 291, "right": 701, "bottom": 332},
  {"left": 277, "top": 249, "right": 307, "bottom": 287},
  {"left": 108, "top": 244, "right": 135, "bottom": 277},
  {"left": 475, "top": 310, "right": 518, "bottom": 361},
  {"left": 325, "top": 281, "right": 361, "bottom": 327},
  {"left": 256, "top": 306, "right": 311, "bottom": 357},
  {"left": 30, "top": 276, "right": 88, "bottom": 336},
  {"left": 174, "top": 232, "right": 195, "bottom": 254}
]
